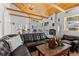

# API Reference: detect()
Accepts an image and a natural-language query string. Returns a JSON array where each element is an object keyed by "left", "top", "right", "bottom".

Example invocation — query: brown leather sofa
[
  {"left": 62, "top": 35, "right": 79, "bottom": 44},
  {"left": 0, "top": 34, "right": 31, "bottom": 56},
  {"left": 62, "top": 34, "right": 79, "bottom": 52},
  {"left": 0, "top": 33, "right": 49, "bottom": 56},
  {"left": 20, "top": 33, "right": 49, "bottom": 52}
]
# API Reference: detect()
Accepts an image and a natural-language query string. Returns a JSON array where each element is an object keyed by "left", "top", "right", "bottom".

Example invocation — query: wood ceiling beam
[
  {"left": 13, "top": 3, "right": 49, "bottom": 17},
  {"left": 12, "top": 3, "right": 30, "bottom": 12},
  {"left": 59, "top": 3, "right": 79, "bottom": 13},
  {"left": 10, "top": 14, "right": 42, "bottom": 20},
  {"left": 51, "top": 4, "right": 66, "bottom": 13},
  {"left": 67, "top": 4, "right": 79, "bottom": 10},
  {"left": 51, "top": 3, "right": 79, "bottom": 13},
  {"left": 7, "top": 8, "right": 48, "bottom": 19}
]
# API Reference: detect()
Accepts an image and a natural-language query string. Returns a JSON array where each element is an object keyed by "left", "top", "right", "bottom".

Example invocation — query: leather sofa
[
  {"left": 0, "top": 33, "right": 49, "bottom": 56},
  {"left": 62, "top": 35, "right": 79, "bottom": 44},
  {"left": 61, "top": 35, "right": 79, "bottom": 52},
  {"left": 20, "top": 33, "right": 49, "bottom": 52},
  {"left": 0, "top": 34, "right": 31, "bottom": 56}
]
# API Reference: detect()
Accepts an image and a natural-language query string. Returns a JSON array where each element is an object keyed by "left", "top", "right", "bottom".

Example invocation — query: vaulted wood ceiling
[{"left": 9, "top": 3, "right": 79, "bottom": 19}]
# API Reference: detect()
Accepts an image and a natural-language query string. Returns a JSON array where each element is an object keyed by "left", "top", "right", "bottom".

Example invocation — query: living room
[{"left": 0, "top": 3, "right": 79, "bottom": 56}]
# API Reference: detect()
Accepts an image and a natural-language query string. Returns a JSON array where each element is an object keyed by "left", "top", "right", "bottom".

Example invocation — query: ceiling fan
[{"left": 28, "top": 4, "right": 42, "bottom": 13}]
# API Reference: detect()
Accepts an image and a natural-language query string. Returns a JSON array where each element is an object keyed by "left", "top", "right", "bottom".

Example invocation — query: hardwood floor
[
  {"left": 31, "top": 50, "right": 79, "bottom": 56},
  {"left": 70, "top": 51, "right": 79, "bottom": 56}
]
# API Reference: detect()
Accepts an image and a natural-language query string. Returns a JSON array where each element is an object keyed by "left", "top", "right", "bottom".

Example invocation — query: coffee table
[{"left": 36, "top": 43, "right": 71, "bottom": 56}]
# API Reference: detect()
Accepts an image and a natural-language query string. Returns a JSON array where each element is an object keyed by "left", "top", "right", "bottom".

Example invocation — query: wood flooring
[{"left": 31, "top": 50, "right": 79, "bottom": 56}]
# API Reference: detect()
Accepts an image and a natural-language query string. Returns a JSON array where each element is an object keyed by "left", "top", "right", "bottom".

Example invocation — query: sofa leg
[
  {"left": 38, "top": 51, "right": 40, "bottom": 56},
  {"left": 67, "top": 50, "right": 70, "bottom": 56}
]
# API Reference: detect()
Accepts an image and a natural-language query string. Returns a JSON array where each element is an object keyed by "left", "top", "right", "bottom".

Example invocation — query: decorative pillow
[{"left": 6, "top": 35, "right": 23, "bottom": 52}]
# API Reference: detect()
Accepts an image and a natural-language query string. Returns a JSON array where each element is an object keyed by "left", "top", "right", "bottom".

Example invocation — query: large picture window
[{"left": 64, "top": 15, "right": 79, "bottom": 31}]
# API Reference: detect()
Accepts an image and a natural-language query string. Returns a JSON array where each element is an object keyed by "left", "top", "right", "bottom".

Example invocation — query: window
[{"left": 64, "top": 15, "right": 79, "bottom": 31}]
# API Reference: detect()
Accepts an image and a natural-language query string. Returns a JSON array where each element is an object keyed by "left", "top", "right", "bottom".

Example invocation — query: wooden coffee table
[{"left": 36, "top": 43, "right": 71, "bottom": 56}]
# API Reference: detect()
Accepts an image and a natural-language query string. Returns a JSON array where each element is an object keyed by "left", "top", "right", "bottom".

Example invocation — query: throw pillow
[{"left": 6, "top": 35, "right": 23, "bottom": 52}]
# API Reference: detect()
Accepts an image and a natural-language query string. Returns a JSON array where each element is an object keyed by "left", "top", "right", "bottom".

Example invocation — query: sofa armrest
[{"left": 11, "top": 45, "right": 31, "bottom": 56}]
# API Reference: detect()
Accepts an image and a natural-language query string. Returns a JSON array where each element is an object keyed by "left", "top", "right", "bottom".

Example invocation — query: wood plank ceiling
[{"left": 9, "top": 3, "right": 79, "bottom": 20}]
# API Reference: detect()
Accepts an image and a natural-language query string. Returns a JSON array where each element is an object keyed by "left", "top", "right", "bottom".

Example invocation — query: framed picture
[
  {"left": 52, "top": 23, "right": 55, "bottom": 26},
  {"left": 64, "top": 15, "right": 79, "bottom": 31},
  {"left": 44, "top": 22, "right": 49, "bottom": 26}
]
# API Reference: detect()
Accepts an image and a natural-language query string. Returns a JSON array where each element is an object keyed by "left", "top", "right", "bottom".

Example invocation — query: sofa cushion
[
  {"left": 23, "top": 34, "right": 33, "bottom": 42},
  {"left": 36, "top": 33, "right": 41, "bottom": 41},
  {"left": 28, "top": 34, "right": 34, "bottom": 42},
  {"left": 62, "top": 40, "right": 72, "bottom": 44},
  {"left": 73, "top": 40, "right": 79, "bottom": 45},
  {"left": 32, "top": 33, "right": 37, "bottom": 41},
  {"left": 36, "top": 40, "right": 46, "bottom": 44},
  {"left": 11, "top": 45, "right": 31, "bottom": 56},
  {"left": 22, "top": 33, "right": 47, "bottom": 43},
  {"left": 32, "top": 33, "right": 41, "bottom": 42},
  {"left": 62, "top": 35, "right": 76, "bottom": 41},
  {"left": 40, "top": 33, "right": 46, "bottom": 40},
  {"left": 25, "top": 40, "right": 46, "bottom": 47},
  {"left": 6, "top": 35, "right": 23, "bottom": 52},
  {"left": 23, "top": 34, "right": 29, "bottom": 41}
]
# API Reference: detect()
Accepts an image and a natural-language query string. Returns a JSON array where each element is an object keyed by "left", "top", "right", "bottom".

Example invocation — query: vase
[{"left": 48, "top": 37, "right": 58, "bottom": 49}]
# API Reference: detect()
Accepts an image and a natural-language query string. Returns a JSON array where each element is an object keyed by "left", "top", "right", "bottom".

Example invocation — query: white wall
[
  {"left": 0, "top": 4, "right": 4, "bottom": 38},
  {"left": 4, "top": 4, "right": 12, "bottom": 35},
  {"left": 57, "top": 6, "right": 79, "bottom": 37},
  {"left": 29, "top": 19, "right": 44, "bottom": 33},
  {"left": 10, "top": 16, "right": 29, "bottom": 34},
  {"left": 2, "top": 3, "right": 79, "bottom": 38},
  {"left": 42, "top": 6, "right": 79, "bottom": 38},
  {"left": 0, "top": 3, "right": 31, "bottom": 37},
  {"left": 42, "top": 14, "right": 58, "bottom": 37},
  {"left": 3, "top": 3, "right": 44, "bottom": 35},
  {"left": 0, "top": 3, "right": 18, "bottom": 36}
]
